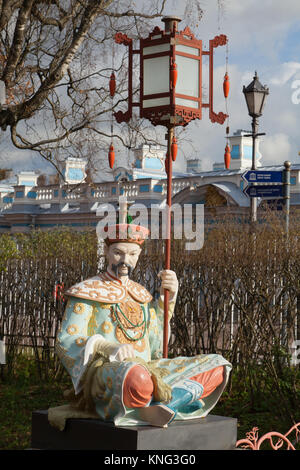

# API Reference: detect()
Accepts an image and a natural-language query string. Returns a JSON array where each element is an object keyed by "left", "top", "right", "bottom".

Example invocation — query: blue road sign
[
  {"left": 243, "top": 184, "right": 284, "bottom": 199},
  {"left": 242, "top": 170, "right": 283, "bottom": 184}
]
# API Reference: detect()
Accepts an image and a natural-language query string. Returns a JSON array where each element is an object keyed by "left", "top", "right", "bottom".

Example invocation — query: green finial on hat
[{"left": 104, "top": 195, "right": 149, "bottom": 246}]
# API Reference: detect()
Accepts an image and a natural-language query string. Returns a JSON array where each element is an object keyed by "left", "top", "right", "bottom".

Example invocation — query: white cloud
[
  {"left": 270, "top": 62, "right": 300, "bottom": 86},
  {"left": 260, "top": 133, "right": 291, "bottom": 166}
]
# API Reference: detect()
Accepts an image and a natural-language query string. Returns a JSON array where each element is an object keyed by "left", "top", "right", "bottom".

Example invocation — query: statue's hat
[{"left": 103, "top": 197, "right": 149, "bottom": 246}]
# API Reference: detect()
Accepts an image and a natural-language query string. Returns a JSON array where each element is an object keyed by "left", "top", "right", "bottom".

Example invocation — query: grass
[{"left": 0, "top": 376, "right": 71, "bottom": 450}]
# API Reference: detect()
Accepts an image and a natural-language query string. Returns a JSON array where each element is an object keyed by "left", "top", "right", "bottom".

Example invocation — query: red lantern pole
[
  {"left": 113, "top": 17, "right": 229, "bottom": 359},
  {"left": 162, "top": 17, "right": 178, "bottom": 359},
  {"left": 163, "top": 125, "right": 174, "bottom": 358}
]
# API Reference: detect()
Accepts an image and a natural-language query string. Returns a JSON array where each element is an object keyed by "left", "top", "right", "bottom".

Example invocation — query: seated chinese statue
[{"left": 50, "top": 218, "right": 232, "bottom": 430}]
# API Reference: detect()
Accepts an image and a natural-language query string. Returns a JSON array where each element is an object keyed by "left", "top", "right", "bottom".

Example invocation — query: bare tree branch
[{"left": 0, "top": 0, "right": 222, "bottom": 173}]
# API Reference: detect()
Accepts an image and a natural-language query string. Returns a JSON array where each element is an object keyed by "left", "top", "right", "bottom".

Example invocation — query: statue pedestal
[{"left": 31, "top": 410, "right": 237, "bottom": 450}]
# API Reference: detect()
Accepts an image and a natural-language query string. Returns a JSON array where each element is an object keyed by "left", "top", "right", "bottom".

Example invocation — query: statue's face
[{"left": 105, "top": 242, "right": 142, "bottom": 278}]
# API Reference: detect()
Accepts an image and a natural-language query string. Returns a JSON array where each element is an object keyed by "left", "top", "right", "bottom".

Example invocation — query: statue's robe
[{"left": 52, "top": 271, "right": 231, "bottom": 429}]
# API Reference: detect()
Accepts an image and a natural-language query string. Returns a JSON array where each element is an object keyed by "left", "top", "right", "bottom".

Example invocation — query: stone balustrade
[
  {"left": 0, "top": 172, "right": 269, "bottom": 212},
  {"left": 1, "top": 178, "right": 174, "bottom": 210},
  {"left": 0, "top": 176, "right": 209, "bottom": 213},
  {"left": 36, "top": 188, "right": 55, "bottom": 200}
]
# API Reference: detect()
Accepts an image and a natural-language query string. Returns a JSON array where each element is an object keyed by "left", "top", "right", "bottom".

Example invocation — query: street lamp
[
  {"left": 114, "top": 16, "right": 228, "bottom": 357},
  {"left": 243, "top": 72, "right": 269, "bottom": 223}
]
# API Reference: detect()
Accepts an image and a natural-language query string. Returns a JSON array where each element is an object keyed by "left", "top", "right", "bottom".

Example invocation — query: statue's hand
[
  {"left": 158, "top": 270, "right": 178, "bottom": 300},
  {"left": 111, "top": 344, "right": 136, "bottom": 362}
]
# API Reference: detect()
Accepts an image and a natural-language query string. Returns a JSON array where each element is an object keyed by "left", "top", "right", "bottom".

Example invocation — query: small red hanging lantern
[
  {"left": 223, "top": 72, "right": 230, "bottom": 98},
  {"left": 170, "top": 62, "right": 178, "bottom": 89},
  {"left": 108, "top": 144, "right": 115, "bottom": 169},
  {"left": 171, "top": 136, "right": 178, "bottom": 162},
  {"left": 224, "top": 144, "right": 231, "bottom": 169},
  {"left": 109, "top": 72, "right": 116, "bottom": 97}
]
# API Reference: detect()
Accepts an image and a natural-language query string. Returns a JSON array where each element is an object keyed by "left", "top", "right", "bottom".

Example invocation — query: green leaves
[{"left": 0, "top": 234, "right": 18, "bottom": 272}]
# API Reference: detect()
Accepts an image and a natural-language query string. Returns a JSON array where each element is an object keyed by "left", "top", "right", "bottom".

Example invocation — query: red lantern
[
  {"left": 223, "top": 72, "right": 230, "bottom": 98},
  {"left": 171, "top": 136, "right": 178, "bottom": 162},
  {"left": 109, "top": 72, "right": 116, "bottom": 97},
  {"left": 170, "top": 62, "right": 178, "bottom": 89},
  {"left": 108, "top": 144, "right": 115, "bottom": 169},
  {"left": 224, "top": 144, "right": 231, "bottom": 169}
]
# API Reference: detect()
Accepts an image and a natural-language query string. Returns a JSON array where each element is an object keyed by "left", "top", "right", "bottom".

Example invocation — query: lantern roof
[
  {"left": 161, "top": 16, "right": 182, "bottom": 30},
  {"left": 243, "top": 72, "right": 269, "bottom": 94}
]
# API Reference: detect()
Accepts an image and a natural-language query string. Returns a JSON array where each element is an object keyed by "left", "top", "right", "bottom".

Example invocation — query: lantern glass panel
[
  {"left": 245, "top": 91, "right": 265, "bottom": 117},
  {"left": 176, "top": 97, "right": 199, "bottom": 109},
  {"left": 255, "top": 93, "right": 265, "bottom": 116},
  {"left": 244, "top": 91, "right": 254, "bottom": 115},
  {"left": 175, "top": 54, "right": 199, "bottom": 98},
  {"left": 260, "top": 93, "right": 267, "bottom": 114},
  {"left": 143, "top": 97, "right": 170, "bottom": 108},
  {"left": 143, "top": 44, "right": 170, "bottom": 55},
  {"left": 143, "top": 55, "right": 169, "bottom": 96},
  {"left": 176, "top": 44, "right": 199, "bottom": 56}
]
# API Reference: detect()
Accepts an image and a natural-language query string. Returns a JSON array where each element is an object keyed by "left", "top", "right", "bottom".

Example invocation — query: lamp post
[
  {"left": 114, "top": 17, "right": 228, "bottom": 357},
  {"left": 283, "top": 160, "right": 291, "bottom": 233},
  {"left": 243, "top": 72, "right": 269, "bottom": 223}
]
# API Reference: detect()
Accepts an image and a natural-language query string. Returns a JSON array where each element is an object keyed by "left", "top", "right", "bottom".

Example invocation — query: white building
[
  {"left": 213, "top": 129, "right": 262, "bottom": 171},
  {"left": 0, "top": 132, "right": 299, "bottom": 233}
]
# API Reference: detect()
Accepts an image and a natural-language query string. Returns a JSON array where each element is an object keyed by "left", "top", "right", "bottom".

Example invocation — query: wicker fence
[
  {"left": 0, "top": 223, "right": 299, "bottom": 403},
  {"left": 0, "top": 248, "right": 299, "bottom": 361}
]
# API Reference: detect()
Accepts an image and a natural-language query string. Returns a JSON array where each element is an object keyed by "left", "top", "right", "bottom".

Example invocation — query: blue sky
[{"left": 1, "top": 0, "right": 300, "bottom": 175}]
